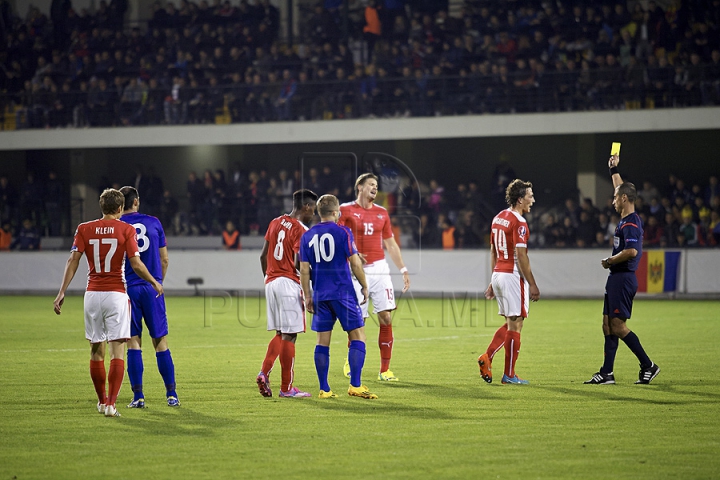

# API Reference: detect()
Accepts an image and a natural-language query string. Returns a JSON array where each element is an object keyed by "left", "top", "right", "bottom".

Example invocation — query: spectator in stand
[
  {"left": 160, "top": 190, "right": 179, "bottom": 235},
  {"left": 222, "top": 220, "right": 241, "bottom": 250},
  {"left": 11, "top": 219, "right": 41, "bottom": 250},
  {"left": 439, "top": 214, "right": 456, "bottom": 250},
  {"left": 455, "top": 210, "right": 482, "bottom": 248},
  {"left": 680, "top": 209, "right": 700, "bottom": 246},
  {"left": 0, "top": 176, "right": 16, "bottom": 225},
  {"left": 661, "top": 212, "right": 680, "bottom": 248},
  {"left": 576, "top": 210, "right": 598, "bottom": 247},
  {"left": 0, "top": 223, "right": 12, "bottom": 250},
  {"left": 644, "top": 215, "right": 664, "bottom": 248},
  {"left": 561, "top": 216, "right": 577, "bottom": 247}
]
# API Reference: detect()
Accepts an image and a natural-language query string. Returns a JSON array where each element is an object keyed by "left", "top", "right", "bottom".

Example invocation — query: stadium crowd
[
  {"left": 1, "top": 163, "right": 719, "bottom": 250},
  {"left": 1, "top": 0, "right": 720, "bottom": 127}
]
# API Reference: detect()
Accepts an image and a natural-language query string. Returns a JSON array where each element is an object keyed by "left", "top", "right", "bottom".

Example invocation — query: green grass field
[{"left": 1, "top": 295, "right": 719, "bottom": 479}]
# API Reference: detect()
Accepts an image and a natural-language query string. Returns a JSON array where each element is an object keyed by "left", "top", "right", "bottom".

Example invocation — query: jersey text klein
[{"left": 72, "top": 219, "right": 140, "bottom": 293}]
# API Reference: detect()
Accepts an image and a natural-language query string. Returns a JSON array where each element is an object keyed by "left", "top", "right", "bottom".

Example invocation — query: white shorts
[
  {"left": 491, "top": 271, "right": 530, "bottom": 319},
  {"left": 84, "top": 291, "right": 131, "bottom": 343},
  {"left": 352, "top": 259, "right": 396, "bottom": 318},
  {"left": 265, "top": 277, "right": 306, "bottom": 334}
]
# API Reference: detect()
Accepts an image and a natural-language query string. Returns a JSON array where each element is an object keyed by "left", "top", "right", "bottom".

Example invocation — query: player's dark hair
[
  {"left": 617, "top": 182, "right": 637, "bottom": 203},
  {"left": 505, "top": 179, "right": 533, "bottom": 207},
  {"left": 292, "top": 189, "right": 318, "bottom": 209},
  {"left": 99, "top": 188, "right": 125, "bottom": 215},
  {"left": 119, "top": 186, "right": 139, "bottom": 211},
  {"left": 317, "top": 194, "right": 339, "bottom": 217},
  {"left": 355, "top": 173, "right": 379, "bottom": 196}
]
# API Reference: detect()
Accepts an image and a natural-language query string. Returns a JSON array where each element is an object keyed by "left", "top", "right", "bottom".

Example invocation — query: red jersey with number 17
[
  {"left": 264, "top": 215, "right": 308, "bottom": 284},
  {"left": 71, "top": 218, "right": 140, "bottom": 293},
  {"left": 339, "top": 201, "right": 393, "bottom": 265},
  {"left": 490, "top": 209, "right": 529, "bottom": 275}
]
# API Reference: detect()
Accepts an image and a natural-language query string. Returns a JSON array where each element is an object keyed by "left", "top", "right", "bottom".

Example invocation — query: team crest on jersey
[
  {"left": 614, "top": 236, "right": 620, "bottom": 248},
  {"left": 518, "top": 225, "right": 527, "bottom": 238},
  {"left": 377, "top": 214, "right": 383, "bottom": 219}
]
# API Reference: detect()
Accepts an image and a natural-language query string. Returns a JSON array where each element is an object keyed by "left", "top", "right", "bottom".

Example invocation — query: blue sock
[
  {"left": 600, "top": 335, "right": 619, "bottom": 374},
  {"left": 156, "top": 350, "right": 177, "bottom": 398},
  {"left": 127, "top": 349, "right": 144, "bottom": 400},
  {"left": 348, "top": 340, "right": 366, "bottom": 388},
  {"left": 314, "top": 345, "right": 331, "bottom": 392},
  {"left": 621, "top": 331, "right": 652, "bottom": 369}
]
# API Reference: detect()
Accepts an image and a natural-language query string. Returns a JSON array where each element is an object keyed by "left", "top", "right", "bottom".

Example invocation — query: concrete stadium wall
[
  {"left": 3, "top": 108, "right": 720, "bottom": 151},
  {"left": 2, "top": 249, "right": 717, "bottom": 297}
]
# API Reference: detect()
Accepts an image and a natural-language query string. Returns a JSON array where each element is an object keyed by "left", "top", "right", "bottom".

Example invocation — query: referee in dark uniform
[{"left": 585, "top": 152, "right": 660, "bottom": 385}]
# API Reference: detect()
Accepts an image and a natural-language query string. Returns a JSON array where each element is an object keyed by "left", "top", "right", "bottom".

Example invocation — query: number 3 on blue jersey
[{"left": 133, "top": 223, "right": 150, "bottom": 253}]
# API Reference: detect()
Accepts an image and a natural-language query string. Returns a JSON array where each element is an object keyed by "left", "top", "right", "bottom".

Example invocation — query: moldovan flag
[{"left": 636, "top": 250, "right": 681, "bottom": 293}]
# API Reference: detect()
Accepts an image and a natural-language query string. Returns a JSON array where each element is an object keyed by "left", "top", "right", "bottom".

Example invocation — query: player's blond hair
[
  {"left": 99, "top": 188, "right": 125, "bottom": 214},
  {"left": 355, "top": 173, "right": 378, "bottom": 197},
  {"left": 506, "top": 179, "right": 533, "bottom": 207},
  {"left": 317, "top": 194, "right": 339, "bottom": 218}
]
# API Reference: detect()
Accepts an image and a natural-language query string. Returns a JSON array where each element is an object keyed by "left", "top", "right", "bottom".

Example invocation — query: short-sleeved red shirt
[
  {"left": 72, "top": 219, "right": 140, "bottom": 293},
  {"left": 338, "top": 201, "right": 393, "bottom": 265}
]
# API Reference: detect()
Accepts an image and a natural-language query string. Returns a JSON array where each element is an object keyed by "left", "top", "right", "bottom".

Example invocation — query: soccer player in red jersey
[
  {"left": 338, "top": 173, "right": 410, "bottom": 382},
  {"left": 256, "top": 189, "right": 318, "bottom": 398},
  {"left": 53, "top": 189, "right": 163, "bottom": 417},
  {"left": 478, "top": 179, "right": 540, "bottom": 385}
]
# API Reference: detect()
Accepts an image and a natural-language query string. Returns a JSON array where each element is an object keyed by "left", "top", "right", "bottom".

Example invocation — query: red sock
[
  {"left": 261, "top": 334, "right": 282, "bottom": 375},
  {"left": 279, "top": 340, "right": 295, "bottom": 393},
  {"left": 504, "top": 331, "right": 521, "bottom": 377},
  {"left": 379, "top": 324, "right": 393, "bottom": 373},
  {"left": 107, "top": 358, "right": 124, "bottom": 407},
  {"left": 486, "top": 324, "right": 508, "bottom": 360},
  {"left": 89, "top": 360, "right": 107, "bottom": 404}
]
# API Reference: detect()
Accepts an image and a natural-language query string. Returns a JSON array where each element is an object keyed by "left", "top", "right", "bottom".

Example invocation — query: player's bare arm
[
  {"left": 383, "top": 236, "right": 410, "bottom": 293},
  {"left": 516, "top": 247, "right": 540, "bottom": 301},
  {"left": 609, "top": 154, "right": 623, "bottom": 189},
  {"left": 259, "top": 240, "right": 269, "bottom": 276},
  {"left": 53, "top": 251, "right": 83, "bottom": 315},
  {"left": 129, "top": 256, "right": 164, "bottom": 297},
  {"left": 485, "top": 244, "right": 498, "bottom": 300},
  {"left": 349, "top": 254, "right": 369, "bottom": 305},
  {"left": 299, "top": 261, "right": 314, "bottom": 313},
  {"left": 159, "top": 246, "right": 169, "bottom": 281},
  {"left": 601, "top": 248, "right": 638, "bottom": 269}
]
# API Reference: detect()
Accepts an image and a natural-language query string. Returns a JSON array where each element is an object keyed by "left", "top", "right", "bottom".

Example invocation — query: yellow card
[{"left": 611, "top": 142, "right": 621, "bottom": 155}]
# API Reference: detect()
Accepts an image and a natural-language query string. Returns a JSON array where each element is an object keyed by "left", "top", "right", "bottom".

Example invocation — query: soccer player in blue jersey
[
  {"left": 584, "top": 154, "right": 660, "bottom": 385},
  {"left": 119, "top": 186, "right": 180, "bottom": 407},
  {"left": 299, "top": 194, "right": 377, "bottom": 399}
]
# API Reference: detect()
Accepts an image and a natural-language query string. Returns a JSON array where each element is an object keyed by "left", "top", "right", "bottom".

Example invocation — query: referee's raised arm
[{"left": 609, "top": 154, "right": 623, "bottom": 188}]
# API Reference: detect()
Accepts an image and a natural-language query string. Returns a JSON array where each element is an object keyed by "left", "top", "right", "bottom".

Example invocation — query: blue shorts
[
  {"left": 603, "top": 272, "right": 638, "bottom": 320},
  {"left": 127, "top": 283, "right": 168, "bottom": 339},
  {"left": 312, "top": 296, "right": 365, "bottom": 333}
]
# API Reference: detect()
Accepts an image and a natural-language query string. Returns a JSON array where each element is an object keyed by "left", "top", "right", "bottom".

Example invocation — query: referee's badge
[{"left": 613, "top": 236, "right": 620, "bottom": 248}]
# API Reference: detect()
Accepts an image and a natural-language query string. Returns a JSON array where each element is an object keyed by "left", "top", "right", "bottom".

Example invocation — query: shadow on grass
[
  {"left": 117, "top": 406, "right": 238, "bottom": 437},
  {"left": 308, "top": 380, "right": 501, "bottom": 419},
  {"left": 534, "top": 383, "right": 719, "bottom": 405}
]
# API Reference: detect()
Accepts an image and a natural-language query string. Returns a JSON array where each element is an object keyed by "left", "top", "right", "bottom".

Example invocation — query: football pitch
[{"left": 1, "top": 295, "right": 719, "bottom": 479}]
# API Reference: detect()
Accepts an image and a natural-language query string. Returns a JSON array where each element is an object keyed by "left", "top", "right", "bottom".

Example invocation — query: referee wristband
[
  {"left": 609, "top": 166, "right": 619, "bottom": 176},
  {"left": 400, "top": 267, "right": 408, "bottom": 274}
]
